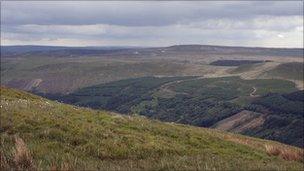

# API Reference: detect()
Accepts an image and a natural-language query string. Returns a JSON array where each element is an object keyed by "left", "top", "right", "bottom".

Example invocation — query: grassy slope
[
  {"left": 261, "top": 62, "right": 304, "bottom": 81},
  {"left": 230, "top": 63, "right": 262, "bottom": 74},
  {"left": 50, "top": 76, "right": 301, "bottom": 147},
  {"left": 1, "top": 57, "right": 200, "bottom": 94},
  {"left": 1, "top": 87, "right": 303, "bottom": 170}
]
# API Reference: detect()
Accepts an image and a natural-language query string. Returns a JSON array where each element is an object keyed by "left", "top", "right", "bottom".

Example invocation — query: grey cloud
[
  {"left": 1, "top": 1, "right": 303, "bottom": 26},
  {"left": 1, "top": 1, "right": 303, "bottom": 48}
]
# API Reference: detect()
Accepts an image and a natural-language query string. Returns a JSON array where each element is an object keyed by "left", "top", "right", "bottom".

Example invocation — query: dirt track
[{"left": 250, "top": 87, "right": 259, "bottom": 97}]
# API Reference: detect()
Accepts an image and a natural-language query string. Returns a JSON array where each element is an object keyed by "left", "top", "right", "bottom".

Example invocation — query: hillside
[
  {"left": 1, "top": 86, "right": 303, "bottom": 170},
  {"left": 2, "top": 45, "right": 303, "bottom": 58},
  {"left": 48, "top": 76, "right": 303, "bottom": 147},
  {"left": 227, "top": 62, "right": 304, "bottom": 89},
  {"left": 0, "top": 56, "right": 197, "bottom": 94},
  {"left": 210, "top": 60, "right": 266, "bottom": 66},
  {"left": 261, "top": 62, "right": 304, "bottom": 81},
  {"left": 1, "top": 45, "right": 303, "bottom": 94},
  {"left": 242, "top": 91, "right": 304, "bottom": 147}
]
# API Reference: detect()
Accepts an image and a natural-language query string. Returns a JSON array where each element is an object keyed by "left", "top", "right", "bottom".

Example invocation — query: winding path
[
  {"left": 250, "top": 87, "right": 259, "bottom": 97},
  {"left": 155, "top": 76, "right": 204, "bottom": 97}
]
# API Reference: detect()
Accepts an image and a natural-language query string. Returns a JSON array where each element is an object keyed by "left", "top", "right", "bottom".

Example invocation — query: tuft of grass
[
  {"left": 265, "top": 144, "right": 304, "bottom": 162},
  {"left": 13, "top": 136, "right": 36, "bottom": 170},
  {"left": 0, "top": 151, "right": 10, "bottom": 170}
]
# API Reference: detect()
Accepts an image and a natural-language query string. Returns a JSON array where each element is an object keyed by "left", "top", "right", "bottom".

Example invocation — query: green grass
[
  {"left": 50, "top": 76, "right": 301, "bottom": 146},
  {"left": 230, "top": 63, "right": 263, "bottom": 74},
  {"left": 1, "top": 86, "right": 303, "bottom": 170},
  {"left": 262, "top": 62, "right": 304, "bottom": 81}
]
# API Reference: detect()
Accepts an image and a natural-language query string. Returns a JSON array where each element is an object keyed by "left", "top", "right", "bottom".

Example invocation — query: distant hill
[
  {"left": 1, "top": 86, "right": 303, "bottom": 170},
  {"left": 2, "top": 44, "right": 303, "bottom": 58},
  {"left": 1, "top": 45, "right": 69, "bottom": 55},
  {"left": 1, "top": 45, "right": 141, "bottom": 57},
  {"left": 261, "top": 62, "right": 304, "bottom": 81},
  {"left": 1, "top": 44, "right": 303, "bottom": 94},
  {"left": 166, "top": 45, "right": 303, "bottom": 57}
]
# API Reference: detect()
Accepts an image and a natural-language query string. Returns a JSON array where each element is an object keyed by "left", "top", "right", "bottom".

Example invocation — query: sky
[{"left": 1, "top": 1, "right": 303, "bottom": 48}]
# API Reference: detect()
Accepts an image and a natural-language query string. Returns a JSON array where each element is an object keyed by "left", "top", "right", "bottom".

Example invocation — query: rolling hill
[
  {"left": 1, "top": 86, "right": 303, "bottom": 170},
  {"left": 48, "top": 76, "right": 303, "bottom": 147},
  {"left": 228, "top": 62, "right": 304, "bottom": 89},
  {"left": 1, "top": 45, "right": 303, "bottom": 94},
  {"left": 2, "top": 45, "right": 303, "bottom": 58},
  {"left": 261, "top": 62, "right": 304, "bottom": 81}
]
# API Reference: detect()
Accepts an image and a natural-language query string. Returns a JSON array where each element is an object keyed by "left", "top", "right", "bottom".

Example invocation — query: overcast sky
[{"left": 1, "top": 1, "right": 303, "bottom": 48}]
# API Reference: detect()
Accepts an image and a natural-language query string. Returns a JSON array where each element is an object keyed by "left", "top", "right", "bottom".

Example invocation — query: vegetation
[
  {"left": 1, "top": 86, "right": 303, "bottom": 170},
  {"left": 1, "top": 46, "right": 303, "bottom": 169},
  {"left": 2, "top": 45, "right": 302, "bottom": 94},
  {"left": 43, "top": 76, "right": 303, "bottom": 147},
  {"left": 230, "top": 63, "right": 262, "bottom": 74},
  {"left": 244, "top": 91, "right": 304, "bottom": 147},
  {"left": 1, "top": 56, "right": 198, "bottom": 93},
  {"left": 210, "top": 60, "right": 267, "bottom": 66},
  {"left": 55, "top": 76, "right": 193, "bottom": 112},
  {"left": 262, "top": 62, "right": 304, "bottom": 81}
]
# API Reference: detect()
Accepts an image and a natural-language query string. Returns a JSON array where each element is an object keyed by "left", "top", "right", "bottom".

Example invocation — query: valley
[
  {"left": 1, "top": 45, "right": 303, "bottom": 170},
  {"left": 47, "top": 76, "right": 303, "bottom": 147},
  {"left": 1, "top": 86, "right": 303, "bottom": 170}
]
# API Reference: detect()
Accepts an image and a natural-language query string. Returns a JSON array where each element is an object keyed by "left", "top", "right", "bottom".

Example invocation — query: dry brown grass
[
  {"left": 49, "top": 162, "right": 73, "bottom": 171},
  {"left": 0, "top": 151, "right": 10, "bottom": 170},
  {"left": 265, "top": 144, "right": 304, "bottom": 162},
  {"left": 223, "top": 134, "right": 262, "bottom": 149},
  {"left": 13, "top": 136, "right": 35, "bottom": 170},
  {"left": 224, "top": 134, "right": 304, "bottom": 162}
]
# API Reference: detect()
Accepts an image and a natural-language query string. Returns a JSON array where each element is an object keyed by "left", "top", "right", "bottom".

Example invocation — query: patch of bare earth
[
  {"left": 7, "top": 78, "right": 43, "bottom": 91},
  {"left": 250, "top": 87, "right": 260, "bottom": 97},
  {"left": 212, "top": 110, "right": 265, "bottom": 133},
  {"left": 239, "top": 62, "right": 280, "bottom": 79},
  {"left": 24, "top": 79, "right": 43, "bottom": 91}
]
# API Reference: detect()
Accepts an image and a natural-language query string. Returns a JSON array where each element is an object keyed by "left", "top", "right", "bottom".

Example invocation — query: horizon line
[{"left": 1, "top": 44, "right": 303, "bottom": 50}]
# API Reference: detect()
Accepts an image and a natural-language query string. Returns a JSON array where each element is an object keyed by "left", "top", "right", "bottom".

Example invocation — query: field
[{"left": 1, "top": 86, "right": 304, "bottom": 170}]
